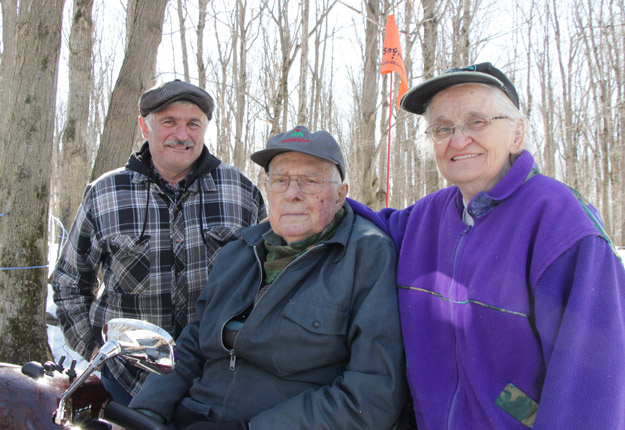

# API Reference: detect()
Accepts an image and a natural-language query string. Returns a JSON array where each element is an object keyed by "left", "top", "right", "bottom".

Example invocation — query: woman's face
[{"left": 428, "top": 84, "right": 524, "bottom": 202}]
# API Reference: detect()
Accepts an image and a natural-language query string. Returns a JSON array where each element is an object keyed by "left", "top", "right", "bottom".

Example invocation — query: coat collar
[
  {"left": 126, "top": 141, "right": 221, "bottom": 186},
  {"left": 463, "top": 150, "right": 538, "bottom": 219},
  {"left": 239, "top": 202, "right": 355, "bottom": 261}
]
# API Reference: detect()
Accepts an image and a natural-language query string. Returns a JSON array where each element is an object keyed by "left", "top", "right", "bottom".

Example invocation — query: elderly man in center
[{"left": 129, "top": 125, "right": 406, "bottom": 430}]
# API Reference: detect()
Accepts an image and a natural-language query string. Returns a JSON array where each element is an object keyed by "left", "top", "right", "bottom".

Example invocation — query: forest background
[{"left": 0, "top": 0, "right": 622, "bottom": 362}]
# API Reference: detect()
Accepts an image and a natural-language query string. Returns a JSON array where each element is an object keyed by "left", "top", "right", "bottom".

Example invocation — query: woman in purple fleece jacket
[{"left": 349, "top": 63, "right": 625, "bottom": 429}]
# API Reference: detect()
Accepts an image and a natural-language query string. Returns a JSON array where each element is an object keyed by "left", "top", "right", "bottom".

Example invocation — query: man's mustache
[{"left": 164, "top": 139, "right": 195, "bottom": 148}]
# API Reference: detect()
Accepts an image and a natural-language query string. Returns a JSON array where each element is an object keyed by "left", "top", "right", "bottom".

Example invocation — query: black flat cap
[
  {"left": 139, "top": 79, "right": 215, "bottom": 120},
  {"left": 251, "top": 125, "right": 346, "bottom": 180},
  {"left": 400, "top": 62, "right": 520, "bottom": 115}
]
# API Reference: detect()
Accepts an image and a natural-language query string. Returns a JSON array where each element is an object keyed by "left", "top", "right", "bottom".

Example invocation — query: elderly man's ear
[{"left": 336, "top": 183, "right": 349, "bottom": 206}]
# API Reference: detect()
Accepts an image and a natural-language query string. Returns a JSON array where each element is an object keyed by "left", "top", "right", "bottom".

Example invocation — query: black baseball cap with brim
[
  {"left": 251, "top": 125, "right": 346, "bottom": 180},
  {"left": 400, "top": 62, "right": 520, "bottom": 115}
]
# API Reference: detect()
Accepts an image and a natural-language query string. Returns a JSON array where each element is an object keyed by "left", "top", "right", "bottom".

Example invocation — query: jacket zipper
[
  {"left": 447, "top": 223, "right": 472, "bottom": 430},
  {"left": 229, "top": 350, "right": 237, "bottom": 371},
  {"left": 226, "top": 242, "right": 325, "bottom": 371},
  {"left": 223, "top": 249, "right": 263, "bottom": 371}
]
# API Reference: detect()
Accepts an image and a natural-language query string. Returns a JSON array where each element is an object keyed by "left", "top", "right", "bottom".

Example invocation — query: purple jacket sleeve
[
  {"left": 533, "top": 235, "right": 625, "bottom": 428},
  {"left": 346, "top": 198, "right": 413, "bottom": 253}
]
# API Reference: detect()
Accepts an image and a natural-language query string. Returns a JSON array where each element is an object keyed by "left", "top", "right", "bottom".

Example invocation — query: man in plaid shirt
[{"left": 51, "top": 80, "right": 266, "bottom": 405}]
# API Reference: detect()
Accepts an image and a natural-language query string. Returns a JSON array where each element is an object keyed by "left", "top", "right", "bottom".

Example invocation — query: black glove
[{"left": 181, "top": 419, "right": 249, "bottom": 430}]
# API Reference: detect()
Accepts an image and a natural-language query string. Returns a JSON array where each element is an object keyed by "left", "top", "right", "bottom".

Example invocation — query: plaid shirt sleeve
[{"left": 51, "top": 184, "right": 104, "bottom": 360}]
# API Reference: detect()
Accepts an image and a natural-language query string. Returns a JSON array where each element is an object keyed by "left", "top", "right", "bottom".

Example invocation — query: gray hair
[{"left": 417, "top": 83, "right": 528, "bottom": 158}]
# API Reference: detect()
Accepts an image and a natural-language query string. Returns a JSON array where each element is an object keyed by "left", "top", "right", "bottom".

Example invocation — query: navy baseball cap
[
  {"left": 251, "top": 125, "right": 346, "bottom": 180},
  {"left": 400, "top": 62, "right": 520, "bottom": 115}
]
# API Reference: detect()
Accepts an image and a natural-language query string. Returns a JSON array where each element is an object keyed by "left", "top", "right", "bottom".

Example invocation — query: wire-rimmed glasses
[
  {"left": 265, "top": 175, "right": 339, "bottom": 194},
  {"left": 425, "top": 116, "right": 508, "bottom": 144}
]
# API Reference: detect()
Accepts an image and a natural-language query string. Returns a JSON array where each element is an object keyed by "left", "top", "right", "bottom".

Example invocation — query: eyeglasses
[
  {"left": 425, "top": 116, "right": 508, "bottom": 144},
  {"left": 265, "top": 175, "right": 339, "bottom": 194}
]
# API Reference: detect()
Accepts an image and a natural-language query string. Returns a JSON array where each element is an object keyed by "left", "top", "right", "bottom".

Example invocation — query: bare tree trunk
[
  {"left": 375, "top": 0, "right": 392, "bottom": 208},
  {"left": 551, "top": 0, "right": 579, "bottom": 190},
  {"left": 312, "top": 2, "right": 337, "bottom": 133},
  {"left": 536, "top": 1, "right": 556, "bottom": 177},
  {"left": 613, "top": 0, "right": 625, "bottom": 243},
  {"left": 57, "top": 0, "right": 95, "bottom": 229},
  {"left": 297, "top": 0, "right": 310, "bottom": 125},
  {"left": 421, "top": 0, "right": 441, "bottom": 195},
  {"left": 358, "top": 0, "right": 381, "bottom": 207},
  {"left": 268, "top": 1, "right": 294, "bottom": 135},
  {"left": 0, "top": 0, "right": 65, "bottom": 363},
  {"left": 575, "top": 0, "right": 620, "bottom": 238},
  {"left": 212, "top": 11, "right": 234, "bottom": 164},
  {"left": 538, "top": 53, "right": 556, "bottom": 177},
  {"left": 459, "top": 0, "right": 472, "bottom": 65},
  {"left": 310, "top": 1, "right": 329, "bottom": 131},
  {"left": 232, "top": 0, "right": 249, "bottom": 170},
  {"left": 0, "top": 0, "right": 18, "bottom": 116},
  {"left": 581, "top": 1, "right": 611, "bottom": 233},
  {"left": 197, "top": 0, "right": 208, "bottom": 89},
  {"left": 125, "top": 0, "right": 137, "bottom": 49},
  {"left": 90, "top": 0, "right": 169, "bottom": 180},
  {"left": 378, "top": 70, "right": 389, "bottom": 207},
  {"left": 393, "top": 0, "right": 420, "bottom": 209},
  {"left": 177, "top": 0, "right": 190, "bottom": 81}
]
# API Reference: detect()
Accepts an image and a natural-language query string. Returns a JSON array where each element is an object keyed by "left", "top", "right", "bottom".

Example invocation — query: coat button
[{"left": 312, "top": 320, "right": 321, "bottom": 329}]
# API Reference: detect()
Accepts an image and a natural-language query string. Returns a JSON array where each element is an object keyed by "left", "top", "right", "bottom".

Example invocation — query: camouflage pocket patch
[{"left": 495, "top": 383, "right": 538, "bottom": 428}]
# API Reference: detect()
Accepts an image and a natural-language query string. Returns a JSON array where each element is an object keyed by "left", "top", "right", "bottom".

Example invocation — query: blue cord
[{"left": 0, "top": 265, "right": 49, "bottom": 271}]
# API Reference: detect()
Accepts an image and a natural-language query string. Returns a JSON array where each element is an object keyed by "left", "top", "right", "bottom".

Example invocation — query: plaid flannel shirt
[{"left": 52, "top": 143, "right": 266, "bottom": 395}]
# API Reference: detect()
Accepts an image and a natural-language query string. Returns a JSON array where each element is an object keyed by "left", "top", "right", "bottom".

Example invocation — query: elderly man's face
[
  {"left": 139, "top": 102, "right": 207, "bottom": 185},
  {"left": 266, "top": 152, "right": 347, "bottom": 244},
  {"left": 429, "top": 83, "right": 523, "bottom": 201}
]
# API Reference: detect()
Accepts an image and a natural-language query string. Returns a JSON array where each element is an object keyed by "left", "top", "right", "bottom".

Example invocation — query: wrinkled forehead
[
  {"left": 428, "top": 83, "right": 497, "bottom": 122},
  {"left": 268, "top": 152, "right": 338, "bottom": 176}
]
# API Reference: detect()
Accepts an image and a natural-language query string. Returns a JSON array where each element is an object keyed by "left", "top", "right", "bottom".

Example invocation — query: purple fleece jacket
[{"left": 349, "top": 151, "right": 625, "bottom": 429}]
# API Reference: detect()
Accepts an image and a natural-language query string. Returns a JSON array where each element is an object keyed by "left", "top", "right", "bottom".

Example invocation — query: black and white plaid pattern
[{"left": 52, "top": 153, "right": 265, "bottom": 395}]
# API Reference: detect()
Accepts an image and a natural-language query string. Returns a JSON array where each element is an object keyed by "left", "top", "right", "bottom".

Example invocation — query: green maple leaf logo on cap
[{"left": 289, "top": 129, "right": 304, "bottom": 138}]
